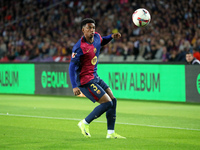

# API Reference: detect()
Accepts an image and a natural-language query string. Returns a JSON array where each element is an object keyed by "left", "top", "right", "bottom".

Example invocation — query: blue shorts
[{"left": 78, "top": 77, "right": 109, "bottom": 103}]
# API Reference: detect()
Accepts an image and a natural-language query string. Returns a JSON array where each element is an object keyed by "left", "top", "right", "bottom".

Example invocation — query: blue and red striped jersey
[{"left": 69, "top": 32, "right": 112, "bottom": 88}]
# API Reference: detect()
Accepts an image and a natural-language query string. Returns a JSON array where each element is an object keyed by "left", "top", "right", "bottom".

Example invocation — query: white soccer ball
[{"left": 132, "top": 8, "right": 151, "bottom": 27}]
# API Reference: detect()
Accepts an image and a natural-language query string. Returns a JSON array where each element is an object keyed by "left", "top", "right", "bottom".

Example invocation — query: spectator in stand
[
  {"left": 155, "top": 39, "right": 165, "bottom": 60},
  {"left": 141, "top": 40, "right": 151, "bottom": 60},
  {"left": 0, "top": 37, "right": 7, "bottom": 58},
  {"left": 196, "top": 38, "right": 200, "bottom": 52},
  {"left": 186, "top": 51, "right": 200, "bottom": 65}
]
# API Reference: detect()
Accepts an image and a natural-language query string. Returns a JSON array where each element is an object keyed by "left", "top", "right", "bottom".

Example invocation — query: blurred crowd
[{"left": 0, "top": 0, "right": 200, "bottom": 62}]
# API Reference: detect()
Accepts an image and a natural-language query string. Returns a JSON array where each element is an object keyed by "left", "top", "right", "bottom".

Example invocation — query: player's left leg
[
  {"left": 98, "top": 77, "right": 126, "bottom": 139},
  {"left": 105, "top": 88, "right": 126, "bottom": 139},
  {"left": 105, "top": 88, "right": 116, "bottom": 133}
]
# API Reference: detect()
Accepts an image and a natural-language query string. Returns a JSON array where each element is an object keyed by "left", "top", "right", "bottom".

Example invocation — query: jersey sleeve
[
  {"left": 96, "top": 32, "right": 102, "bottom": 43},
  {"left": 101, "top": 34, "right": 113, "bottom": 46},
  {"left": 69, "top": 43, "right": 83, "bottom": 88},
  {"left": 69, "top": 61, "right": 77, "bottom": 88},
  {"left": 96, "top": 32, "right": 113, "bottom": 46},
  {"left": 70, "top": 43, "right": 83, "bottom": 64}
]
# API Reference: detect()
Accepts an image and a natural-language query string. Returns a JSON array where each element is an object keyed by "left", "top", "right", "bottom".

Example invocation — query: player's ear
[{"left": 82, "top": 27, "right": 84, "bottom": 33}]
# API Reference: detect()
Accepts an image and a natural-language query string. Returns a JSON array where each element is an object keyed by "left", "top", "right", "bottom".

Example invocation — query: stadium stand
[{"left": 0, "top": 0, "right": 200, "bottom": 62}]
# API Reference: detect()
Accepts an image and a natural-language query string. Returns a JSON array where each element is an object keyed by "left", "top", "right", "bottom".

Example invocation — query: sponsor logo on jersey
[
  {"left": 72, "top": 52, "right": 77, "bottom": 58},
  {"left": 91, "top": 56, "right": 97, "bottom": 65}
]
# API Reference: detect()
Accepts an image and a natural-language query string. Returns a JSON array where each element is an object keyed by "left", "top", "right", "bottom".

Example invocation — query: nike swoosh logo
[
  {"left": 84, "top": 129, "right": 88, "bottom": 135},
  {"left": 86, "top": 49, "right": 91, "bottom": 52}
]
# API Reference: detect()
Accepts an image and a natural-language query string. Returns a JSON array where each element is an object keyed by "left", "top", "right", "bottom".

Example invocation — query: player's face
[
  {"left": 186, "top": 54, "right": 193, "bottom": 62},
  {"left": 82, "top": 23, "right": 95, "bottom": 38}
]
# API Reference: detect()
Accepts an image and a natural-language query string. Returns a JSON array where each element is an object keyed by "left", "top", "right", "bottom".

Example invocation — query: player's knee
[
  {"left": 109, "top": 100, "right": 113, "bottom": 108},
  {"left": 104, "top": 101, "right": 113, "bottom": 110},
  {"left": 112, "top": 98, "right": 117, "bottom": 108},
  {"left": 107, "top": 101, "right": 113, "bottom": 109}
]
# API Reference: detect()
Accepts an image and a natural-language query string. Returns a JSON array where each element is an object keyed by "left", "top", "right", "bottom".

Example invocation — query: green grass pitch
[{"left": 0, "top": 94, "right": 200, "bottom": 150}]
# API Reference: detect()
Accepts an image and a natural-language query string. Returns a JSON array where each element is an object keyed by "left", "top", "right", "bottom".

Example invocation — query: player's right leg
[{"left": 77, "top": 119, "right": 91, "bottom": 138}]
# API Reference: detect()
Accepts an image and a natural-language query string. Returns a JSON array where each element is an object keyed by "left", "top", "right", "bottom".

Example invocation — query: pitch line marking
[{"left": 0, "top": 113, "right": 200, "bottom": 131}]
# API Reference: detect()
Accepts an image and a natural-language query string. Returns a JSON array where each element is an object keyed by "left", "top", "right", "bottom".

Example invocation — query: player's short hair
[{"left": 81, "top": 18, "right": 95, "bottom": 29}]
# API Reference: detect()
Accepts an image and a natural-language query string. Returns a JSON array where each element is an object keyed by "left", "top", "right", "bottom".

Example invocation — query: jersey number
[{"left": 91, "top": 84, "right": 98, "bottom": 91}]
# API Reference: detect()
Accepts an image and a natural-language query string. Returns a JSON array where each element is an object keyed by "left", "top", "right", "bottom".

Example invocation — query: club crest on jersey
[
  {"left": 97, "top": 90, "right": 101, "bottom": 94},
  {"left": 72, "top": 52, "right": 77, "bottom": 58},
  {"left": 94, "top": 48, "right": 97, "bottom": 53},
  {"left": 91, "top": 56, "right": 97, "bottom": 65}
]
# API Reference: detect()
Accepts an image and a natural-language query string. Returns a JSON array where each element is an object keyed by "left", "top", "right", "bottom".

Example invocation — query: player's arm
[
  {"left": 69, "top": 61, "right": 81, "bottom": 96},
  {"left": 69, "top": 46, "right": 82, "bottom": 96},
  {"left": 101, "top": 33, "right": 121, "bottom": 46}
]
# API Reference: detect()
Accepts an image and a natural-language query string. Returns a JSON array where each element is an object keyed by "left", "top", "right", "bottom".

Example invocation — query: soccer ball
[{"left": 132, "top": 8, "right": 151, "bottom": 27}]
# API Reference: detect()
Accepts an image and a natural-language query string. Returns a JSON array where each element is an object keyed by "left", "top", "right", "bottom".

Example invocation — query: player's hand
[
  {"left": 112, "top": 33, "right": 121, "bottom": 39},
  {"left": 73, "top": 87, "right": 81, "bottom": 96}
]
